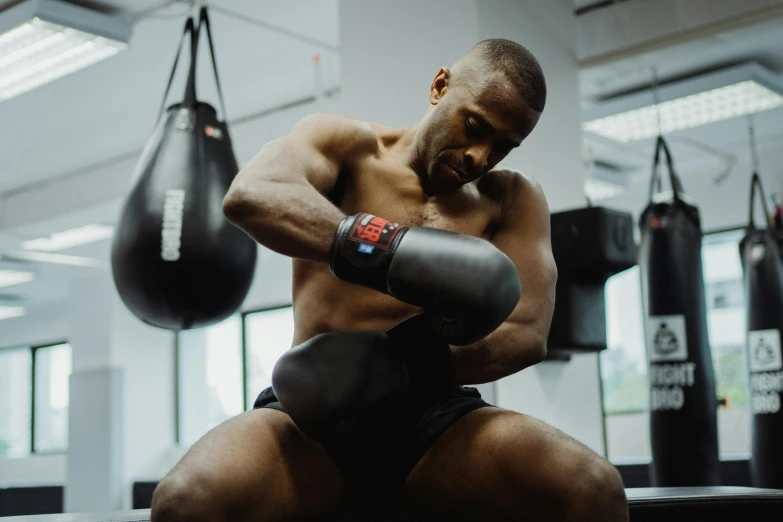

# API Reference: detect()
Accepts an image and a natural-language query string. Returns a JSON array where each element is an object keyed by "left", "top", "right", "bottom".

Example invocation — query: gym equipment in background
[
  {"left": 638, "top": 135, "right": 719, "bottom": 487},
  {"left": 548, "top": 207, "right": 636, "bottom": 359},
  {"left": 740, "top": 173, "right": 783, "bottom": 488},
  {"left": 111, "top": 8, "right": 256, "bottom": 330}
]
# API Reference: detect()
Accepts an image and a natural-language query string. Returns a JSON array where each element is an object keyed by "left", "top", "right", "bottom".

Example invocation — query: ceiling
[
  {"left": 0, "top": 0, "right": 340, "bottom": 194},
  {"left": 1, "top": 0, "right": 783, "bottom": 312},
  {"left": 0, "top": 0, "right": 340, "bottom": 309},
  {"left": 578, "top": 7, "right": 783, "bottom": 182}
]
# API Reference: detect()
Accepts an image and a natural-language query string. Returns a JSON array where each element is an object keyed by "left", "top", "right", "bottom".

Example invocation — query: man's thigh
[
  {"left": 403, "top": 407, "right": 623, "bottom": 521},
  {"left": 152, "top": 408, "right": 345, "bottom": 521}
]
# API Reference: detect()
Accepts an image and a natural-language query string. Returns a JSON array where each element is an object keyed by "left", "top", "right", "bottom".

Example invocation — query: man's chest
[{"left": 334, "top": 158, "right": 502, "bottom": 240}]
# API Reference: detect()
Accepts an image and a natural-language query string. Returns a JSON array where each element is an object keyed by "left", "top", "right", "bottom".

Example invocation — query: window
[
  {"left": 178, "top": 315, "right": 244, "bottom": 446},
  {"left": 600, "top": 229, "right": 750, "bottom": 462},
  {"left": 176, "top": 306, "right": 296, "bottom": 444},
  {"left": 0, "top": 342, "right": 72, "bottom": 459},
  {"left": 0, "top": 347, "right": 32, "bottom": 458},
  {"left": 244, "top": 306, "right": 295, "bottom": 410},
  {"left": 33, "top": 343, "right": 72, "bottom": 453},
  {"left": 600, "top": 266, "right": 651, "bottom": 462},
  {"left": 703, "top": 229, "right": 750, "bottom": 458}
]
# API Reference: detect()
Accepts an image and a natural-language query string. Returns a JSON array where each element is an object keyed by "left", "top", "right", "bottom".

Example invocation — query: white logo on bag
[
  {"left": 648, "top": 315, "right": 688, "bottom": 362},
  {"left": 161, "top": 189, "right": 185, "bottom": 261},
  {"left": 648, "top": 315, "right": 692, "bottom": 411},
  {"left": 749, "top": 330, "right": 783, "bottom": 415},
  {"left": 749, "top": 330, "right": 783, "bottom": 372}
]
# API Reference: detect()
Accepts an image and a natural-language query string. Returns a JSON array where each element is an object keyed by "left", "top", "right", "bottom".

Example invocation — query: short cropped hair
[{"left": 462, "top": 39, "right": 547, "bottom": 112}]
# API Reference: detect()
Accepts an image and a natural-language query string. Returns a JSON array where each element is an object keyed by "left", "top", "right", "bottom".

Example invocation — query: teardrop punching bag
[
  {"left": 639, "top": 136, "right": 719, "bottom": 486},
  {"left": 112, "top": 9, "right": 256, "bottom": 330},
  {"left": 741, "top": 174, "right": 783, "bottom": 488}
]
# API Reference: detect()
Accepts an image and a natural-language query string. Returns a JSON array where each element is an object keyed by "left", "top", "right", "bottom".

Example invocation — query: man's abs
[{"left": 291, "top": 262, "right": 418, "bottom": 344}]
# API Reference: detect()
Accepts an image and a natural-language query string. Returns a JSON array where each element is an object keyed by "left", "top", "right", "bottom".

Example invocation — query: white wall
[
  {"left": 340, "top": 0, "right": 478, "bottom": 126},
  {"left": 0, "top": 455, "right": 66, "bottom": 487}
]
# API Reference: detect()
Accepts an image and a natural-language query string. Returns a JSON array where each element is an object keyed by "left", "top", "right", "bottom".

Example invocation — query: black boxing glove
[
  {"left": 271, "top": 312, "right": 453, "bottom": 437},
  {"left": 329, "top": 213, "right": 521, "bottom": 345}
]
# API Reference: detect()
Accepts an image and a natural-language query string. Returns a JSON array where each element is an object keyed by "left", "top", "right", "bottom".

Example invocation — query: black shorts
[{"left": 253, "top": 385, "right": 492, "bottom": 508}]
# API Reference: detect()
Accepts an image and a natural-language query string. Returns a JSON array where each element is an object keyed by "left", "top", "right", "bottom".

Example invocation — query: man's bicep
[
  {"left": 491, "top": 174, "right": 557, "bottom": 335},
  {"left": 238, "top": 113, "right": 377, "bottom": 196},
  {"left": 290, "top": 114, "right": 378, "bottom": 194}
]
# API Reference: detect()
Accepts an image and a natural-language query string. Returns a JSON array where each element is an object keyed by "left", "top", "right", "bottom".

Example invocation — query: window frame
[
  {"left": 0, "top": 339, "right": 71, "bottom": 458},
  {"left": 173, "top": 303, "right": 294, "bottom": 445},
  {"left": 241, "top": 304, "right": 294, "bottom": 411}
]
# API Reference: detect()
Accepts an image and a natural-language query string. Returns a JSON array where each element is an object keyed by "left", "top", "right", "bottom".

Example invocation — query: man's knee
[
  {"left": 151, "top": 471, "right": 216, "bottom": 522},
  {"left": 556, "top": 451, "right": 627, "bottom": 522}
]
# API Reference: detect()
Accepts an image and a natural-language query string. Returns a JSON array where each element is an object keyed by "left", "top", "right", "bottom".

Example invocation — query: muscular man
[{"left": 151, "top": 39, "right": 627, "bottom": 521}]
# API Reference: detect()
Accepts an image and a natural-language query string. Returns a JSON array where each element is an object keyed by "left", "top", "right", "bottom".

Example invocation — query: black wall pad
[
  {"left": 131, "top": 483, "right": 158, "bottom": 510},
  {"left": 616, "top": 460, "right": 753, "bottom": 489},
  {"left": 1, "top": 486, "right": 63, "bottom": 517}
]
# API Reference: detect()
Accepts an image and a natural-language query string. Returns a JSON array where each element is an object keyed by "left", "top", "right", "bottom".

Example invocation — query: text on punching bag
[
  {"left": 750, "top": 371, "right": 783, "bottom": 414},
  {"left": 161, "top": 189, "right": 185, "bottom": 261},
  {"left": 650, "top": 362, "right": 696, "bottom": 411}
]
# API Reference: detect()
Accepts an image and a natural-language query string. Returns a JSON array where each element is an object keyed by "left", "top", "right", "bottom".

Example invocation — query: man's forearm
[
  {"left": 451, "top": 322, "right": 546, "bottom": 385},
  {"left": 223, "top": 179, "right": 344, "bottom": 263}
]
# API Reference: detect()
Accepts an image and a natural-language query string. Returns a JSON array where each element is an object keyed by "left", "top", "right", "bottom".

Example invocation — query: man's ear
[{"left": 429, "top": 67, "right": 452, "bottom": 105}]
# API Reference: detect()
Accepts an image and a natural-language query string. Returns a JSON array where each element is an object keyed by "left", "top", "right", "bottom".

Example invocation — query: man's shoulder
[
  {"left": 295, "top": 112, "right": 378, "bottom": 145},
  {"left": 294, "top": 113, "right": 380, "bottom": 158},
  {"left": 479, "top": 168, "right": 546, "bottom": 210}
]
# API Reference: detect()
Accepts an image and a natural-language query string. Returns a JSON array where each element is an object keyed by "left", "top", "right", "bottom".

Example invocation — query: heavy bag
[
  {"left": 639, "top": 136, "right": 719, "bottom": 486},
  {"left": 741, "top": 174, "right": 783, "bottom": 488},
  {"left": 111, "top": 9, "right": 256, "bottom": 330}
]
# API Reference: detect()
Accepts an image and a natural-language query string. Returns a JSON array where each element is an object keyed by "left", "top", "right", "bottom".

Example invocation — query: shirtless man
[{"left": 151, "top": 39, "right": 627, "bottom": 522}]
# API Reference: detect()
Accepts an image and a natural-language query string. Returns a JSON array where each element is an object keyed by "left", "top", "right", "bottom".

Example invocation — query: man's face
[{"left": 419, "top": 71, "right": 540, "bottom": 193}]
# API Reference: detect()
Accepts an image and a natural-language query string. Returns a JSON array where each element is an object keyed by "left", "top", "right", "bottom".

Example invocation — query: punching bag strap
[
  {"left": 196, "top": 7, "right": 229, "bottom": 121},
  {"left": 182, "top": 7, "right": 228, "bottom": 117},
  {"left": 648, "top": 135, "right": 685, "bottom": 202},
  {"left": 748, "top": 173, "right": 771, "bottom": 230},
  {"left": 183, "top": 9, "right": 201, "bottom": 108},
  {"left": 157, "top": 17, "right": 196, "bottom": 119}
]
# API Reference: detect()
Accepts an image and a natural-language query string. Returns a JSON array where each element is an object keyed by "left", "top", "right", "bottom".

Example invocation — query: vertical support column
[
  {"left": 339, "top": 0, "right": 478, "bottom": 125},
  {"left": 65, "top": 276, "right": 124, "bottom": 512},
  {"left": 340, "top": 0, "right": 604, "bottom": 454},
  {"left": 476, "top": 0, "right": 605, "bottom": 455}
]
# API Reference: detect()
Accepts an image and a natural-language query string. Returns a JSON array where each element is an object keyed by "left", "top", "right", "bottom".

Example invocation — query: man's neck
[{"left": 395, "top": 123, "right": 431, "bottom": 191}]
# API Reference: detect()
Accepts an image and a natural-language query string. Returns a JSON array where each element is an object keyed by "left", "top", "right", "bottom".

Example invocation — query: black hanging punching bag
[
  {"left": 741, "top": 174, "right": 783, "bottom": 488},
  {"left": 639, "top": 136, "right": 719, "bottom": 487},
  {"left": 112, "top": 9, "right": 256, "bottom": 330}
]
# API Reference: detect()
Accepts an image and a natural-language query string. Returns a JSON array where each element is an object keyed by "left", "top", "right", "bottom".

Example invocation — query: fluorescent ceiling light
[
  {"left": 22, "top": 223, "right": 114, "bottom": 252},
  {"left": 585, "top": 177, "right": 625, "bottom": 201},
  {"left": 0, "top": 0, "right": 132, "bottom": 102},
  {"left": 0, "top": 306, "right": 25, "bottom": 320},
  {"left": 584, "top": 160, "right": 629, "bottom": 201},
  {"left": 0, "top": 269, "right": 35, "bottom": 288},
  {"left": 583, "top": 63, "right": 783, "bottom": 143},
  {"left": 5, "top": 250, "right": 107, "bottom": 269}
]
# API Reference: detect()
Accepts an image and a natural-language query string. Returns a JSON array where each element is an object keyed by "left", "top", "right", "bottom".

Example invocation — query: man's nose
[{"left": 464, "top": 144, "right": 491, "bottom": 171}]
